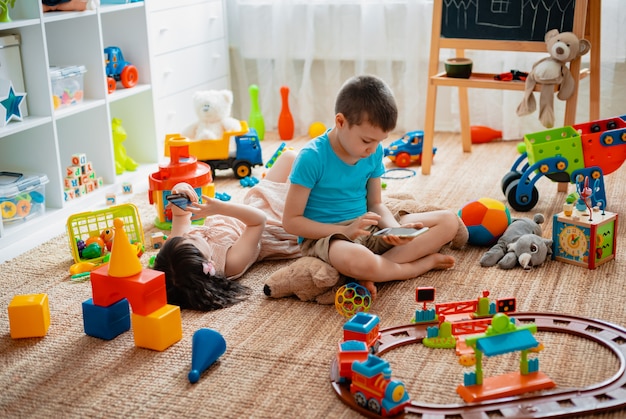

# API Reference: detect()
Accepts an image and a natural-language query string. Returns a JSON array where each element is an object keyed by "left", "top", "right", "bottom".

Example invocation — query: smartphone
[
  {"left": 166, "top": 193, "right": 192, "bottom": 210},
  {"left": 373, "top": 226, "right": 429, "bottom": 238}
]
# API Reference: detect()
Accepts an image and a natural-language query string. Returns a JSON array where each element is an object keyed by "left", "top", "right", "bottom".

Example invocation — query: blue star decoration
[{"left": 0, "top": 83, "right": 26, "bottom": 126}]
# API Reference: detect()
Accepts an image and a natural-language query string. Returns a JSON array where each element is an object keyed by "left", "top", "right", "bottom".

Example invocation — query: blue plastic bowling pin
[{"left": 188, "top": 328, "right": 227, "bottom": 384}]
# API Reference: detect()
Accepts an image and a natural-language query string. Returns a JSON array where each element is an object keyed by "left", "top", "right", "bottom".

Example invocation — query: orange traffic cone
[{"left": 107, "top": 218, "right": 143, "bottom": 278}]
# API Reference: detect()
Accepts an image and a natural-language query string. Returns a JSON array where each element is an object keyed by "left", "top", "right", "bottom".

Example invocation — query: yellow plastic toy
[{"left": 8, "top": 294, "right": 51, "bottom": 339}]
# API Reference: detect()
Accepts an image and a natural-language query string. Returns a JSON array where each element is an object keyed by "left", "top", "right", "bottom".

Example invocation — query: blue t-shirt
[{"left": 289, "top": 132, "right": 385, "bottom": 224}]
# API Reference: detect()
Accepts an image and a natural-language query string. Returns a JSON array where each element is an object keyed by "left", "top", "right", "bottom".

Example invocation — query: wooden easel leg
[
  {"left": 588, "top": 0, "right": 601, "bottom": 120},
  {"left": 459, "top": 86, "right": 471, "bottom": 152},
  {"left": 422, "top": 82, "right": 438, "bottom": 175}
]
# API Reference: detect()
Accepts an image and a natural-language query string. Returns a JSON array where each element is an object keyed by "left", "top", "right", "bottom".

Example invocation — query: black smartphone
[
  {"left": 373, "top": 226, "right": 429, "bottom": 238},
  {"left": 166, "top": 193, "right": 192, "bottom": 210}
]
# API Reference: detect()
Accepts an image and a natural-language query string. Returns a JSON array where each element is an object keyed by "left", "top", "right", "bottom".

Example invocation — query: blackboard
[
  {"left": 441, "top": 0, "right": 576, "bottom": 42},
  {"left": 416, "top": 287, "right": 435, "bottom": 303}
]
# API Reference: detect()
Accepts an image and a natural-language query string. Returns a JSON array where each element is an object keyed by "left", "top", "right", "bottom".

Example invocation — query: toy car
[
  {"left": 384, "top": 130, "right": 436, "bottom": 167},
  {"left": 104, "top": 46, "right": 138, "bottom": 93}
]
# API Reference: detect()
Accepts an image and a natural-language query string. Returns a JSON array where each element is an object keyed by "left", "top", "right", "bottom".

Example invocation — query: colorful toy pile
[
  {"left": 66, "top": 203, "right": 144, "bottom": 274},
  {"left": 63, "top": 152, "right": 103, "bottom": 201}
]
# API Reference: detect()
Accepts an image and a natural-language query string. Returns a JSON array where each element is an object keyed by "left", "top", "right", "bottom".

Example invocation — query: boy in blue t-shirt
[{"left": 283, "top": 75, "right": 459, "bottom": 298}]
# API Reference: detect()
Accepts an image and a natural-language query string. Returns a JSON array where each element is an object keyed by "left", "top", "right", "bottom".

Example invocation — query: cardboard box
[
  {"left": 49, "top": 65, "right": 87, "bottom": 109},
  {"left": 0, "top": 171, "right": 49, "bottom": 227}
]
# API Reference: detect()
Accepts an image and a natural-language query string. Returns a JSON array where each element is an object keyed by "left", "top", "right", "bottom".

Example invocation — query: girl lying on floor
[{"left": 152, "top": 150, "right": 301, "bottom": 311}]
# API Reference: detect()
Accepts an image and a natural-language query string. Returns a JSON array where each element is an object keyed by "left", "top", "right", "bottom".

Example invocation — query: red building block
[{"left": 90, "top": 265, "right": 167, "bottom": 316}]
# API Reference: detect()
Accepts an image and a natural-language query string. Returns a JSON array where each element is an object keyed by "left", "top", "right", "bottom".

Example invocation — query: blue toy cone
[{"left": 188, "top": 328, "right": 227, "bottom": 384}]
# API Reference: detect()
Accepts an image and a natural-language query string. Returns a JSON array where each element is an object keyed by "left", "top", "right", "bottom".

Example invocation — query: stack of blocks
[
  {"left": 64, "top": 153, "right": 104, "bottom": 201},
  {"left": 82, "top": 218, "right": 182, "bottom": 351},
  {"left": 8, "top": 293, "right": 50, "bottom": 339}
]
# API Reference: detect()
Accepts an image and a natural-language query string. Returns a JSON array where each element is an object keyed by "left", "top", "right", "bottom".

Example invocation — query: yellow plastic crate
[{"left": 67, "top": 203, "right": 144, "bottom": 263}]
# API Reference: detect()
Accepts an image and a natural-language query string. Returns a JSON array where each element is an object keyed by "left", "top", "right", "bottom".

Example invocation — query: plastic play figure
[
  {"left": 111, "top": 118, "right": 138, "bottom": 175},
  {"left": 0, "top": 0, "right": 15, "bottom": 22}
]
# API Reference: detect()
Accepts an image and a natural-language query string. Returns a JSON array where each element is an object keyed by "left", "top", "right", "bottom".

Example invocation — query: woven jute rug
[{"left": 1, "top": 132, "right": 625, "bottom": 418}]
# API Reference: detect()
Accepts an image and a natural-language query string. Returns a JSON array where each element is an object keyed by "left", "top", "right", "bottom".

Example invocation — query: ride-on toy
[{"left": 502, "top": 116, "right": 626, "bottom": 211}]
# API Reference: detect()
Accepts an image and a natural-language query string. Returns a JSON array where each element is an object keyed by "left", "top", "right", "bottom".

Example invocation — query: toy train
[
  {"left": 503, "top": 115, "right": 626, "bottom": 211},
  {"left": 335, "top": 312, "right": 410, "bottom": 417}
]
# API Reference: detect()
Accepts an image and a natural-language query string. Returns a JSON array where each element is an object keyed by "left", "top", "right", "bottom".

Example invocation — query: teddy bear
[
  {"left": 479, "top": 214, "right": 552, "bottom": 270},
  {"left": 181, "top": 90, "right": 242, "bottom": 140},
  {"left": 516, "top": 29, "right": 591, "bottom": 128},
  {"left": 263, "top": 193, "right": 470, "bottom": 304}
]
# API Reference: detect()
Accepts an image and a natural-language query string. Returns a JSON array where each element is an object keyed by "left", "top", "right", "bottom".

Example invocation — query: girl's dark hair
[
  {"left": 153, "top": 236, "right": 250, "bottom": 311},
  {"left": 335, "top": 75, "right": 398, "bottom": 132}
]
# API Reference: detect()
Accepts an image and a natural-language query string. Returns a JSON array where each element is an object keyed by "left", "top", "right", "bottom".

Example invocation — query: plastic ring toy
[
  {"left": 0, "top": 201, "right": 17, "bottom": 219},
  {"left": 381, "top": 168, "right": 416, "bottom": 179},
  {"left": 15, "top": 199, "right": 31, "bottom": 218}
]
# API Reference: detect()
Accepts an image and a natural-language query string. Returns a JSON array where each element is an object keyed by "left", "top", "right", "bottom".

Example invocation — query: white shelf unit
[
  {"left": 149, "top": 0, "right": 231, "bottom": 154},
  {"left": 0, "top": 1, "right": 158, "bottom": 263}
]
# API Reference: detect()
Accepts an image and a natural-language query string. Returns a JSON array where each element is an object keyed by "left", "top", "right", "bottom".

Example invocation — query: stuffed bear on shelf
[{"left": 516, "top": 29, "right": 591, "bottom": 128}]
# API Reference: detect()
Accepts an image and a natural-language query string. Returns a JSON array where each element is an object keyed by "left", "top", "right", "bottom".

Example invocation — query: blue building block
[{"left": 82, "top": 298, "right": 131, "bottom": 340}]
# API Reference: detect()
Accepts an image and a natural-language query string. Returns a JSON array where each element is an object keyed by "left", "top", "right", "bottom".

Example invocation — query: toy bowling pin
[
  {"left": 278, "top": 85, "right": 294, "bottom": 140},
  {"left": 248, "top": 84, "right": 265, "bottom": 141},
  {"left": 470, "top": 126, "right": 502, "bottom": 144},
  {"left": 188, "top": 328, "right": 227, "bottom": 384}
]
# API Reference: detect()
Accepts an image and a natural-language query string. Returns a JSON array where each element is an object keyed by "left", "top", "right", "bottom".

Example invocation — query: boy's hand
[
  {"left": 345, "top": 212, "right": 380, "bottom": 240},
  {"left": 379, "top": 222, "right": 425, "bottom": 246}
]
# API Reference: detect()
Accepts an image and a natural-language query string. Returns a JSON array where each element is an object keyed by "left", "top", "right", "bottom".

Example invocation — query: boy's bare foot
[
  {"left": 431, "top": 253, "right": 455, "bottom": 270},
  {"left": 358, "top": 280, "right": 378, "bottom": 300}
]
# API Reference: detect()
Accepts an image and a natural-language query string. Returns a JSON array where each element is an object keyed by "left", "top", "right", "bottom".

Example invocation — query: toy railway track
[{"left": 331, "top": 312, "right": 626, "bottom": 418}]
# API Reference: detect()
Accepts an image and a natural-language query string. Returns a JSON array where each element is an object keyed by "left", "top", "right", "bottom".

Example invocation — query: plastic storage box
[
  {"left": 49, "top": 65, "right": 86, "bottom": 110},
  {"left": 66, "top": 203, "right": 144, "bottom": 263},
  {"left": 0, "top": 171, "right": 49, "bottom": 226}
]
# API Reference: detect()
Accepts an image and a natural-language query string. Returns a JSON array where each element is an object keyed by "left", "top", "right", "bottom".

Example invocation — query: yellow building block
[
  {"left": 8, "top": 294, "right": 51, "bottom": 339},
  {"left": 132, "top": 304, "right": 182, "bottom": 351}
]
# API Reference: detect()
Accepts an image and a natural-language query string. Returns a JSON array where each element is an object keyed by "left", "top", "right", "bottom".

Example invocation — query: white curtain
[{"left": 226, "top": 0, "right": 626, "bottom": 140}]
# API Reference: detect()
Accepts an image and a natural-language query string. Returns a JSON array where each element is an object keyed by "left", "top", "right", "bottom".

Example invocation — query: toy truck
[
  {"left": 104, "top": 46, "right": 138, "bottom": 93},
  {"left": 164, "top": 121, "right": 263, "bottom": 179},
  {"left": 384, "top": 130, "right": 436, "bottom": 167},
  {"left": 502, "top": 116, "right": 626, "bottom": 211}
]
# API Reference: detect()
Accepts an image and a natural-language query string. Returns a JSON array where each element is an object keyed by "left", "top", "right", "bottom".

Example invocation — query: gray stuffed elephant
[{"left": 480, "top": 214, "right": 552, "bottom": 270}]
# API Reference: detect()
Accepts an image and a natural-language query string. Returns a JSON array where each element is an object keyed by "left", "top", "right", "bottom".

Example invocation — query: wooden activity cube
[{"left": 552, "top": 210, "right": 617, "bottom": 269}]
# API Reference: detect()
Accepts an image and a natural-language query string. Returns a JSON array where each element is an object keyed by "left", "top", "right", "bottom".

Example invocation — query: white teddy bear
[{"left": 182, "top": 90, "right": 242, "bottom": 140}]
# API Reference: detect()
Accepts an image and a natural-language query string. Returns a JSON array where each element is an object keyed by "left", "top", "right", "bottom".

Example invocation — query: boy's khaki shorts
[{"left": 300, "top": 221, "right": 393, "bottom": 265}]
